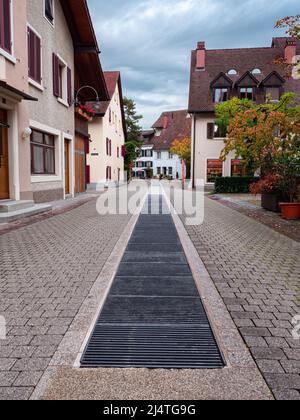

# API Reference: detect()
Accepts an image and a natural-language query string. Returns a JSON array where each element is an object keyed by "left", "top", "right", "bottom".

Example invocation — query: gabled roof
[
  {"left": 87, "top": 71, "right": 128, "bottom": 141},
  {"left": 261, "top": 71, "right": 285, "bottom": 87},
  {"left": 151, "top": 110, "right": 191, "bottom": 151},
  {"left": 189, "top": 37, "right": 300, "bottom": 113},
  {"left": 60, "top": 0, "right": 109, "bottom": 101},
  {"left": 210, "top": 72, "right": 233, "bottom": 88},
  {"left": 235, "top": 71, "right": 259, "bottom": 87}
]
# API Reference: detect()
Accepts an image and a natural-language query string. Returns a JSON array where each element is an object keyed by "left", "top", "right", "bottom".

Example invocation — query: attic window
[
  {"left": 252, "top": 68, "right": 261, "bottom": 75},
  {"left": 227, "top": 69, "right": 237, "bottom": 75},
  {"left": 214, "top": 88, "right": 229, "bottom": 103},
  {"left": 45, "top": 0, "right": 54, "bottom": 24}
]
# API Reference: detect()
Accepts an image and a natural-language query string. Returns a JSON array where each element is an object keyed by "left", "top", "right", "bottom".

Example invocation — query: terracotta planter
[
  {"left": 280, "top": 203, "right": 300, "bottom": 220},
  {"left": 261, "top": 193, "right": 282, "bottom": 213}
]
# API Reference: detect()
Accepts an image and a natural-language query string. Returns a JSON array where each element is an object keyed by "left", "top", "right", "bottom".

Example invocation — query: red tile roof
[
  {"left": 189, "top": 37, "right": 300, "bottom": 113},
  {"left": 150, "top": 110, "right": 191, "bottom": 151}
]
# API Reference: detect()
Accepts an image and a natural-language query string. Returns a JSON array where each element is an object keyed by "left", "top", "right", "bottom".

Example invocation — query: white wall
[
  {"left": 193, "top": 114, "right": 236, "bottom": 186},
  {"left": 88, "top": 83, "right": 125, "bottom": 184},
  {"left": 153, "top": 150, "right": 182, "bottom": 179}
]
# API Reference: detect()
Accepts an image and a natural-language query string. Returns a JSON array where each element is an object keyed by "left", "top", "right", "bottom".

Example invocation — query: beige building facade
[{"left": 88, "top": 72, "right": 126, "bottom": 186}]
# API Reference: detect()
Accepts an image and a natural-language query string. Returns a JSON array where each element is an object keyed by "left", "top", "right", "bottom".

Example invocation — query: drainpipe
[{"left": 192, "top": 113, "right": 196, "bottom": 189}]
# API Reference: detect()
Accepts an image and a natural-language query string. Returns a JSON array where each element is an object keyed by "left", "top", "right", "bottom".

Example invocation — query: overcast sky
[{"left": 88, "top": 0, "right": 299, "bottom": 128}]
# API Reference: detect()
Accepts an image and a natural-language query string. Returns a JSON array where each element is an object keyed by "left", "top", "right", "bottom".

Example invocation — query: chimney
[
  {"left": 196, "top": 41, "right": 206, "bottom": 69},
  {"left": 285, "top": 39, "right": 296, "bottom": 64},
  {"left": 163, "top": 115, "right": 168, "bottom": 129}
]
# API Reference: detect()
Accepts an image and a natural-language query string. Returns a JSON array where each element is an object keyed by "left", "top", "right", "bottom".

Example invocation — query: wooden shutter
[
  {"left": 207, "top": 123, "right": 215, "bottom": 139},
  {"left": 28, "top": 28, "right": 42, "bottom": 84},
  {"left": 67, "top": 67, "right": 72, "bottom": 106},
  {"left": 53, "top": 53, "right": 60, "bottom": 97},
  {"left": 1, "top": 0, "right": 12, "bottom": 53}
]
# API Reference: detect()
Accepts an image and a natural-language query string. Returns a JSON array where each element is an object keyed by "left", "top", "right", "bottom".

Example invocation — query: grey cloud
[{"left": 88, "top": 0, "right": 299, "bottom": 128}]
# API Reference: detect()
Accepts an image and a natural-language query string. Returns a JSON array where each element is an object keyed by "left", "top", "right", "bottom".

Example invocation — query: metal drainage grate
[{"left": 81, "top": 195, "right": 225, "bottom": 369}]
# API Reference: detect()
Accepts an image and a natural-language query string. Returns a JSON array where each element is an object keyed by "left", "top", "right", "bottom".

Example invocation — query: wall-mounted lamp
[{"left": 22, "top": 127, "right": 32, "bottom": 140}]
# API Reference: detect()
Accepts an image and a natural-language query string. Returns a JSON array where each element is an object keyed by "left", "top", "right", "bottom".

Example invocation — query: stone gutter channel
[{"left": 31, "top": 186, "right": 273, "bottom": 400}]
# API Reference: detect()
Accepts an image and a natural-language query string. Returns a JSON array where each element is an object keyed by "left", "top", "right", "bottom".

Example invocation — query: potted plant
[
  {"left": 250, "top": 173, "right": 283, "bottom": 212},
  {"left": 276, "top": 155, "right": 300, "bottom": 220}
]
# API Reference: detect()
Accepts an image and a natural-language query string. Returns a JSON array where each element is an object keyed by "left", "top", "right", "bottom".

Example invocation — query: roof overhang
[{"left": 0, "top": 81, "right": 38, "bottom": 102}]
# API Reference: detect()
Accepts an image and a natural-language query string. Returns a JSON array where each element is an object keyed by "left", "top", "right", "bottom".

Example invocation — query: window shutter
[
  {"left": 207, "top": 123, "right": 214, "bottom": 139},
  {"left": 85, "top": 140, "right": 90, "bottom": 155},
  {"left": 28, "top": 28, "right": 35, "bottom": 80},
  {"left": 67, "top": 67, "right": 72, "bottom": 106},
  {"left": 35, "top": 36, "right": 41, "bottom": 84},
  {"left": 1, "top": 0, "right": 12, "bottom": 53},
  {"left": 52, "top": 53, "right": 60, "bottom": 97},
  {"left": 28, "top": 28, "right": 42, "bottom": 84},
  {"left": 121, "top": 145, "right": 125, "bottom": 158}
]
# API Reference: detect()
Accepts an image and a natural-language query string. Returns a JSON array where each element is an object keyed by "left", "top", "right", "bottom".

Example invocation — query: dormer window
[
  {"left": 227, "top": 69, "right": 237, "bottom": 76},
  {"left": 265, "top": 87, "right": 280, "bottom": 102},
  {"left": 251, "top": 68, "right": 262, "bottom": 75},
  {"left": 45, "top": 0, "right": 54, "bottom": 24},
  {"left": 214, "top": 88, "right": 229, "bottom": 103},
  {"left": 240, "top": 87, "right": 254, "bottom": 100}
]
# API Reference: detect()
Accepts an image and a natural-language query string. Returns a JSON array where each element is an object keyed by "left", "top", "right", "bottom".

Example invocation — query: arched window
[
  {"left": 227, "top": 69, "right": 237, "bottom": 75},
  {"left": 252, "top": 68, "right": 262, "bottom": 75}
]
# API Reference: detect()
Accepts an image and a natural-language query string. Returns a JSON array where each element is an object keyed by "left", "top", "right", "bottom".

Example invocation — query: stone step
[
  {"left": 0, "top": 204, "right": 52, "bottom": 224},
  {"left": 0, "top": 200, "right": 35, "bottom": 213}
]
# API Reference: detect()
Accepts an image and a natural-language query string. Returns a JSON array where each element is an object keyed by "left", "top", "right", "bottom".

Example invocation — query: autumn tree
[
  {"left": 216, "top": 93, "right": 300, "bottom": 201},
  {"left": 171, "top": 137, "right": 191, "bottom": 178},
  {"left": 276, "top": 15, "right": 300, "bottom": 39}
]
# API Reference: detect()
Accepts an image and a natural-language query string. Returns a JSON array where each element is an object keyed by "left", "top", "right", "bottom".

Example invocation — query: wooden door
[
  {"left": 0, "top": 110, "right": 9, "bottom": 200},
  {"left": 75, "top": 135, "right": 86, "bottom": 194},
  {"left": 64, "top": 140, "right": 70, "bottom": 195}
]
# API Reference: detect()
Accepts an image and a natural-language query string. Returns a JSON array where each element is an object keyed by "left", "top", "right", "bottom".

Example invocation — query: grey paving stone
[
  {"left": 0, "top": 386, "right": 34, "bottom": 400},
  {"left": 11, "top": 358, "right": 51, "bottom": 372},
  {"left": 273, "top": 388, "right": 300, "bottom": 401},
  {"left": 14, "top": 371, "right": 43, "bottom": 387},
  {"left": 257, "top": 360, "right": 285, "bottom": 374},
  {"left": 0, "top": 358, "right": 17, "bottom": 371},
  {"left": 281, "top": 360, "right": 300, "bottom": 374},
  {"left": 0, "top": 372, "right": 19, "bottom": 387},
  {"left": 264, "top": 374, "right": 300, "bottom": 390}
]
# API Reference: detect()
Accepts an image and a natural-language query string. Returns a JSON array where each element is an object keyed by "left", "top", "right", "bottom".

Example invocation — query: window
[
  {"left": 214, "top": 88, "right": 229, "bottom": 103},
  {"left": 45, "top": 0, "right": 54, "bottom": 24},
  {"left": 117, "top": 146, "right": 120, "bottom": 158},
  {"left": 31, "top": 129, "right": 55, "bottom": 175},
  {"left": 106, "top": 166, "right": 112, "bottom": 181},
  {"left": 252, "top": 68, "right": 261, "bottom": 75},
  {"left": 231, "top": 160, "right": 245, "bottom": 177},
  {"left": 169, "top": 167, "right": 173, "bottom": 176},
  {"left": 207, "top": 160, "right": 223, "bottom": 183},
  {"left": 240, "top": 87, "right": 254, "bottom": 100},
  {"left": 157, "top": 152, "right": 161, "bottom": 159},
  {"left": 157, "top": 167, "right": 161, "bottom": 175},
  {"left": 0, "top": 0, "right": 12, "bottom": 54},
  {"left": 146, "top": 150, "right": 153, "bottom": 157},
  {"left": 227, "top": 69, "right": 237, "bottom": 75},
  {"left": 169, "top": 152, "right": 173, "bottom": 159},
  {"left": 146, "top": 162, "right": 153, "bottom": 168},
  {"left": 28, "top": 27, "right": 42, "bottom": 85},
  {"left": 53, "top": 54, "right": 72, "bottom": 105},
  {"left": 207, "top": 123, "right": 227, "bottom": 139},
  {"left": 106, "top": 138, "right": 112, "bottom": 156},
  {"left": 265, "top": 87, "right": 280, "bottom": 102}
]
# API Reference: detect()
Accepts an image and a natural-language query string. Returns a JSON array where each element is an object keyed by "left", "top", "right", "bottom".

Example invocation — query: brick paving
[
  {"left": 0, "top": 198, "right": 131, "bottom": 400},
  {"left": 210, "top": 195, "right": 300, "bottom": 243},
  {"left": 184, "top": 197, "right": 300, "bottom": 400}
]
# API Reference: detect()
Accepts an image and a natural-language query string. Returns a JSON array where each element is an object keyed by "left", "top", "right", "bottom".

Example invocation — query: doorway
[
  {"left": 0, "top": 110, "right": 9, "bottom": 200},
  {"left": 64, "top": 139, "right": 70, "bottom": 195}
]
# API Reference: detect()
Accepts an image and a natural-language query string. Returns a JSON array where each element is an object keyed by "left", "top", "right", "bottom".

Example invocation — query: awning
[{"left": 0, "top": 81, "right": 37, "bottom": 101}]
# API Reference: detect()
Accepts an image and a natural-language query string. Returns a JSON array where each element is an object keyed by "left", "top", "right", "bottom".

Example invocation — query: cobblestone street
[
  {"left": 184, "top": 197, "right": 300, "bottom": 400},
  {"left": 0, "top": 198, "right": 131, "bottom": 400}
]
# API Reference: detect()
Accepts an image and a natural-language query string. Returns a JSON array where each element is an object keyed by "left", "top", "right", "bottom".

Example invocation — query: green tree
[
  {"left": 123, "top": 97, "right": 143, "bottom": 143},
  {"left": 123, "top": 97, "right": 143, "bottom": 175}
]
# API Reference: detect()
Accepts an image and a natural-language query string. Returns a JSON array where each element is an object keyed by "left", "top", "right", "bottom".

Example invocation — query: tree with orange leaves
[
  {"left": 216, "top": 93, "right": 300, "bottom": 202},
  {"left": 171, "top": 137, "right": 191, "bottom": 177}
]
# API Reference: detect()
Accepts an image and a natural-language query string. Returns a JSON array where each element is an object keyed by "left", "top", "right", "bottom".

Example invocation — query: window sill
[
  {"left": 57, "top": 97, "right": 69, "bottom": 108},
  {"left": 31, "top": 175, "right": 61, "bottom": 183},
  {"left": 29, "top": 78, "right": 44, "bottom": 92},
  {"left": 0, "top": 48, "right": 17, "bottom": 64},
  {"left": 44, "top": 16, "right": 55, "bottom": 28}
]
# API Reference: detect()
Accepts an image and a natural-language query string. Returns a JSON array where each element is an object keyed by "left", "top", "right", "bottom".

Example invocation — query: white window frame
[
  {"left": 27, "top": 24, "right": 44, "bottom": 92},
  {"left": 206, "top": 158, "right": 224, "bottom": 185},
  {"left": 56, "top": 53, "right": 69, "bottom": 108},
  {"left": 0, "top": 0, "right": 16, "bottom": 64},
  {"left": 30, "top": 120, "right": 62, "bottom": 183},
  {"left": 44, "top": 0, "right": 55, "bottom": 28}
]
